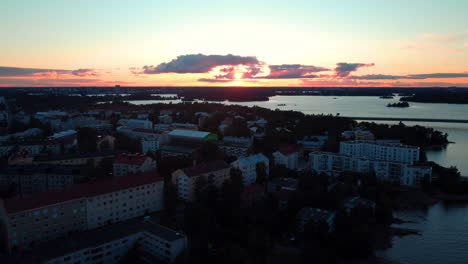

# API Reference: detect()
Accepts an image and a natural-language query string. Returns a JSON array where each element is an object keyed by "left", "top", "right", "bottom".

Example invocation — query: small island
[
  {"left": 387, "top": 102, "right": 410, "bottom": 108},
  {"left": 380, "top": 95, "right": 394, "bottom": 99}
]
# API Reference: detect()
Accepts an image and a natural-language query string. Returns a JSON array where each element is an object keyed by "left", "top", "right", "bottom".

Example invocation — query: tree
[
  {"left": 77, "top": 127, "right": 98, "bottom": 152},
  {"left": 164, "top": 181, "right": 178, "bottom": 216},
  {"left": 256, "top": 162, "right": 267, "bottom": 184}
]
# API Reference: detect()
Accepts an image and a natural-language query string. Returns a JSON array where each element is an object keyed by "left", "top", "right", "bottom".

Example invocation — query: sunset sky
[{"left": 1, "top": 0, "right": 468, "bottom": 87}]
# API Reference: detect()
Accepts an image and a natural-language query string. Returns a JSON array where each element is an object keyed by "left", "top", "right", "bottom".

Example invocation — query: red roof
[
  {"left": 3, "top": 170, "right": 163, "bottom": 214},
  {"left": 278, "top": 144, "right": 300, "bottom": 156},
  {"left": 182, "top": 160, "right": 229, "bottom": 177},
  {"left": 114, "top": 154, "right": 150, "bottom": 165}
]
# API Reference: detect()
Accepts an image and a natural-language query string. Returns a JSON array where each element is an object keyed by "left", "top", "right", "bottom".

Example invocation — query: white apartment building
[
  {"left": 231, "top": 153, "right": 269, "bottom": 186},
  {"left": 113, "top": 154, "right": 157, "bottom": 177},
  {"left": 0, "top": 171, "right": 164, "bottom": 252},
  {"left": 141, "top": 135, "right": 160, "bottom": 155},
  {"left": 273, "top": 145, "right": 300, "bottom": 170},
  {"left": 3, "top": 217, "right": 187, "bottom": 264},
  {"left": 309, "top": 151, "right": 432, "bottom": 186},
  {"left": 171, "top": 160, "right": 230, "bottom": 201},
  {"left": 118, "top": 119, "right": 153, "bottom": 130},
  {"left": 339, "top": 140, "right": 420, "bottom": 164}
]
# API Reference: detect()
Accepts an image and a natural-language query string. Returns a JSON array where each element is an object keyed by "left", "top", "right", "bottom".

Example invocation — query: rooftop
[
  {"left": 114, "top": 153, "right": 150, "bottom": 165},
  {"left": 277, "top": 144, "right": 301, "bottom": 155},
  {"left": 234, "top": 153, "right": 269, "bottom": 166},
  {"left": 341, "top": 140, "right": 419, "bottom": 149},
  {"left": 168, "top": 129, "right": 210, "bottom": 139},
  {"left": 34, "top": 151, "right": 121, "bottom": 162},
  {"left": 182, "top": 160, "right": 229, "bottom": 177},
  {"left": 3, "top": 170, "right": 162, "bottom": 214}
]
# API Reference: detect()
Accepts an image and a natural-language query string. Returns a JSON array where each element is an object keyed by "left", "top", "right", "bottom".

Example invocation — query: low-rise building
[
  {"left": 158, "top": 114, "right": 173, "bottom": 124},
  {"left": 231, "top": 153, "right": 269, "bottom": 186},
  {"left": 296, "top": 208, "right": 336, "bottom": 232},
  {"left": 273, "top": 144, "right": 300, "bottom": 170},
  {"left": 113, "top": 154, "right": 157, "bottom": 177},
  {"left": 171, "top": 160, "right": 230, "bottom": 201},
  {"left": 168, "top": 129, "right": 218, "bottom": 146}
]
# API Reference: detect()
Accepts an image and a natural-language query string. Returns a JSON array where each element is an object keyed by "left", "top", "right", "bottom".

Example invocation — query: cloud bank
[
  {"left": 139, "top": 54, "right": 260, "bottom": 74},
  {"left": 335, "top": 63, "right": 375, "bottom": 78},
  {"left": 0, "top": 66, "right": 99, "bottom": 77},
  {"left": 352, "top": 73, "right": 468, "bottom": 80}
]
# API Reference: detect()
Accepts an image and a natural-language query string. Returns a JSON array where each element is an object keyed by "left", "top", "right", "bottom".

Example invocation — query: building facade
[
  {"left": 113, "top": 154, "right": 157, "bottom": 177},
  {"left": 339, "top": 140, "right": 420, "bottom": 164},
  {"left": 309, "top": 151, "right": 431, "bottom": 186},
  {"left": 231, "top": 153, "right": 269, "bottom": 186},
  {"left": 171, "top": 160, "right": 230, "bottom": 202},
  {"left": 3, "top": 217, "right": 187, "bottom": 264}
]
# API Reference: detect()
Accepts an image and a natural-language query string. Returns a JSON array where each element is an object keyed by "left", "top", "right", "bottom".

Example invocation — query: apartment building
[
  {"left": 118, "top": 119, "right": 153, "bottom": 130},
  {"left": 231, "top": 153, "right": 269, "bottom": 186},
  {"left": 0, "top": 171, "right": 164, "bottom": 252},
  {"left": 2, "top": 217, "right": 187, "bottom": 264},
  {"left": 339, "top": 140, "right": 420, "bottom": 164},
  {"left": 272, "top": 144, "right": 300, "bottom": 170},
  {"left": 0, "top": 165, "right": 89, "bottom": 196},
  {"left": 113, "top": 154, "right": 157, "bottom": 177},
  {"left": 141, "top": 135, "right": 159, "bottom": 155},
  {"left": 171, "top": 160, "right": 230, "bottom": 201},
  {"left": 309, "top": 151, "right": 432, "bottom": 186}
]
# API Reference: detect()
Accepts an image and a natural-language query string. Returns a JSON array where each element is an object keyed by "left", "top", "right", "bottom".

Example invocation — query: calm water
[
  {"left": 127, "top": 95, "right": 468, "bottom": 264},
  {"left": 380, "top": 202, "right": 468, "bottom": 264},
  {"left": 127, "top": 95, "right": 468, "bottom": 119}
]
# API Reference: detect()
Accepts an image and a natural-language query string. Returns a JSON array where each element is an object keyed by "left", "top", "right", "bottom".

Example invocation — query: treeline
[
  {"left": 401, "top": 90, "right": 468, "bottom": 104},
  {"left": 360, "top": 122, "right": 449, "bottom": 148}
]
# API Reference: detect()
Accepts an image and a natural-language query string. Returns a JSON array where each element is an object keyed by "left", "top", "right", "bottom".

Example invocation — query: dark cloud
[
  {"left": 352, "top": 73, "right": 468, "bottom": 80},
  {"left": 139, "top": 54, "right": 260, "bottom": 74},
  {"left": 198, "top": 78, "right": 236, "bottom": 83},
  {"left": 335, "top": 63, "right": 375, "bottom": 77},
  {"left": 71, "top": 69, "right": 99, "bottom": 77},
  {"left": 0, "top": 78, "right": 118, "bottom": 87},
  {"left": 0, "top": 66, "right": 69, "bottom": 77},
  {"left": 351, "top": 74, "right": 409, "bottom": 80},
  {"left": 264, "top": 64, "right": 328, "bottom": 79},
  {"left": 0, "top": 66, "right": 99, "bottom": 77}
]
